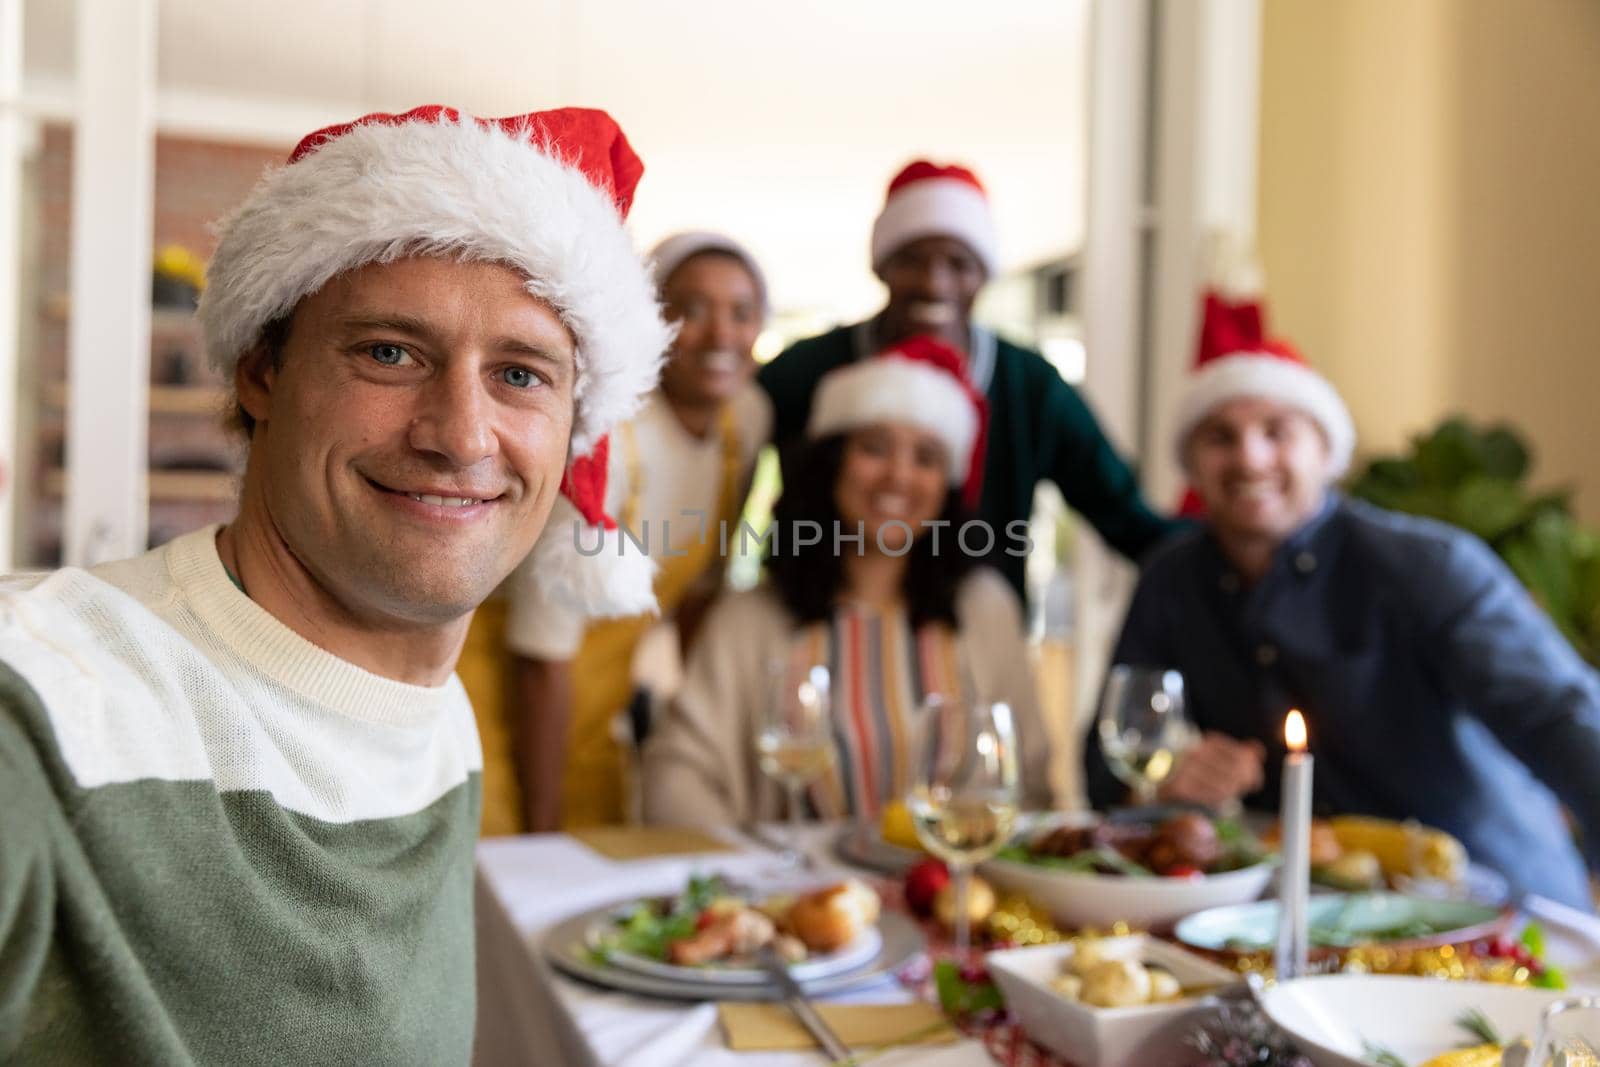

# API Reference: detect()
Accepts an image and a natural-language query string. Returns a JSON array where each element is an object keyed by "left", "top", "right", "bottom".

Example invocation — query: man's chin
[
  {"left": 1212, "top": 504, "right": 1293, "bottom": 541},
  {"left": 359, "top": 573, "right": 502, "bottom": 628}
]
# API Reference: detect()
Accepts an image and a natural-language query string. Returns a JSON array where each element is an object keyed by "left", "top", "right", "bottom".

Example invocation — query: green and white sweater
[{"left": 0, "top": 526, "right": 483, "bottom": 1066}]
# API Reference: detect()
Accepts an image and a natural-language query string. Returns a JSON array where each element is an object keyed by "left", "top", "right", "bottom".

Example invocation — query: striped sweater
[
  {"left": 641, "top": 568, "right": 1051, "bottom": 827},
  {"left": 0, "top": 527, "right": 483, "bottom": 1065}
]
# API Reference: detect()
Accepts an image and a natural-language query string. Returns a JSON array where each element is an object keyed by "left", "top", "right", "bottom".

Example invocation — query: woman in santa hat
[
  {"left": 468, "top": 231, "right": 773, "bottom": 833},
  {"left": 642, "top": 335, "right": 1052, "bottom": 827}
]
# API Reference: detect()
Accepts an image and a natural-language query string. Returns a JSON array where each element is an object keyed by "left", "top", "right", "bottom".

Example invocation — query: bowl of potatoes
[{"left": 985, "top": 933, "right": 1241, "bottom": 1067}]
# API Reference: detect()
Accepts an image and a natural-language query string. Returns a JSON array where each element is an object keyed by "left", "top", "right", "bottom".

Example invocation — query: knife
[{"left": 757, "top": 944, "right": 855, "bottom": 1064}]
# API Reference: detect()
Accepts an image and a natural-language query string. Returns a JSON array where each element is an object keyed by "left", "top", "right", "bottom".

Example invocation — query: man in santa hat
[
  {"left": 759, "top": 160, "right": 1177, "bottom": 600},
  {"left": 1083, "top": 290, "right": 1600, "bottom": 909},
  {"left": 0, "top": 106, "right": 668, "bottom": 1063}
]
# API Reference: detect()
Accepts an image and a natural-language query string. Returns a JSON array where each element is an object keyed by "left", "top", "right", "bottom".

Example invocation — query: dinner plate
[
  {"left": 1255, "top": 974, "right": 1571, "bottom": 1067},
  {"left": 545, "top": 901, "right": 926, "bottom": 1002},
  {"left": 832, "top": 824, "right": 923, "bottom": 875},
  {"left": 586, "top": 911, "right": 885, "bottom": 986},
  {"left": 832, "top": 811, "right": 1055, "bottom": 875},
  {"left": 1175, "top": 892, "right": 1509, "bottom": 956}
]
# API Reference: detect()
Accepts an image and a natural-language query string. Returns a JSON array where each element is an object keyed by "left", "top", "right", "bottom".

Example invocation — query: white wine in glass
[
  {"left": 1097, "top": 666, "right": 1191, "bottom": 806},
  {"left": 908, "top": 792, "right": 1018, "bottom": 867},
  {"left": 908, "top": 697, "right": 1020, "bottom": 954},
  {"left": 758, "top": 662, "right": 834, "bottom": 866},
  {"left": 755, "top": 733, "right": 836, "bottom": 785}
]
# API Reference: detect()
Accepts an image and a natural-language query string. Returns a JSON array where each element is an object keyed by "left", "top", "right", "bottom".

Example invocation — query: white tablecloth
[
  {"left": 472, "top": 828, "right": 1600, "bottom": 1067},
  {"left": 472, "top": 828, "right": 997, "bottom": 1067}
]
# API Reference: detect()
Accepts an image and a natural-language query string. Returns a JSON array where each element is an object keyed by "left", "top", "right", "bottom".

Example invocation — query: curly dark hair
[{"left": 765, "top": 434, "right": 978, "bottom": 628}]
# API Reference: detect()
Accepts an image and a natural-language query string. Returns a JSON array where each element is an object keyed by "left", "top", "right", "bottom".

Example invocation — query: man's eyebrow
[
  {"left": 334, "top": 314, "right": 436, "bottom": 337},
  {"left": 497, "top": 337, "right": 574, "bottom": 367}
]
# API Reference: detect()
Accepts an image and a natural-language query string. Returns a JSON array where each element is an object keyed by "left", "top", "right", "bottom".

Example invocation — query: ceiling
[{"left": 22, "top": 0, "right": 1090, "bottom": 318}]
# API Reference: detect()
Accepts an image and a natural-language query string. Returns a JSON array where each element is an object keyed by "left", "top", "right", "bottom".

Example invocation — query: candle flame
[{"left": 1284, "top": 709, "right": 1307, "bottom": 752}]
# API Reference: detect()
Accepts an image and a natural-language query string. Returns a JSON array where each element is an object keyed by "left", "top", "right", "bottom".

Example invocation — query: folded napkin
[
  {"left": 718, "top": 1002, "right": 959, "bottom": 1052},
  {"left": 568, "top": 825, "right": 735, "bottom": 861}
]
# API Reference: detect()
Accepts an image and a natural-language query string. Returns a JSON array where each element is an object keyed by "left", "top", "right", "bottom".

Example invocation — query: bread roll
[{"left": 785, "top": 879, "right": 881, "bottom": 953}]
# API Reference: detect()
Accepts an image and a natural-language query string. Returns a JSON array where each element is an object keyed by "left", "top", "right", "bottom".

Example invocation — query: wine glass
[
  {"left": 907, "top": 696, "right": 1021, "bottom": 954},
  {"left": 756, "top": 662, "right": 835, "bottom": 867},
  {"left": 1096, "top": 666, "right": 1192, "bottom": 807},
  {"left": 1530, "top": 996, "right": 1600, "bottom": 1065}
]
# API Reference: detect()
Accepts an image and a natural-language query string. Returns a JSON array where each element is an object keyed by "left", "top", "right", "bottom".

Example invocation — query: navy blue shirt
[{"left": 1083, "top": 494, "right": 1600, "bottom": 909}]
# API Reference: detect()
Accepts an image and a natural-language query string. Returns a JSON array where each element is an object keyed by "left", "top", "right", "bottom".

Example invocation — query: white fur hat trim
[
  {"left": 649, "top": 230, "right": 768, "bottom": 316},
  {"left": 870, "top": 177, "right": 998, "bottom": 277},
  {"left": 199, "top": 115, "right": 671, "bottom": 457},
  {"left": 1173, "top": 353, "right": 1356, "bottom": 477},
  {"left": 526, "top": 493, "right": 659, "bottom": 618},
  {"left": 807, "top": 358, "right": 979, "bottom": 483}
]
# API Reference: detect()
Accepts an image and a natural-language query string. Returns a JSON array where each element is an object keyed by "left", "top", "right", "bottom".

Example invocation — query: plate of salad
[
  {"left": 980, "top": 812, "right": 1277, "bottom": 929},
  {"left": 585, "top": 874, "right": 885, "bottom": 986}
]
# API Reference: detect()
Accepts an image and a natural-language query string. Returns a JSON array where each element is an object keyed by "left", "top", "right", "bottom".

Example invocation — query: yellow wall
[{"left": 1259, "top": 0, "right": 1600, "bottom": 520}]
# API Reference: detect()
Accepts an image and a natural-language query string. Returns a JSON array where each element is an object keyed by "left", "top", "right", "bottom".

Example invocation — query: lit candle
[{"left": 1276, "top": 709, "right": 1312, "bottom": 981}]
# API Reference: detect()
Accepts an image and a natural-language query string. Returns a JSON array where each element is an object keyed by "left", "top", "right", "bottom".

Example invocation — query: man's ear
[{"left": 235, "top": 344, "right": 277, "bottom": 427}]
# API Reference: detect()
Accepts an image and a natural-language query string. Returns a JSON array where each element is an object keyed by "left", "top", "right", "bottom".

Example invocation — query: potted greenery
[{"left": 1348, "top": 418, "right": 1600, "bottom": 666}]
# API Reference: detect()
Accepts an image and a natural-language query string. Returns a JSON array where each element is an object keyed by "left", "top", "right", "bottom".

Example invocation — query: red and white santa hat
[
  {"left": 1173, "top": 244, "right": 1355, "bottom": 481},
  {"left": 870, "top": 161, "right": 999, "bottom": 277},
  {"left": 806, "top": 334, "right": 989, "bottom": 510},
  {"left": 200, "top": 105, "right": 671, "bottom": 617}
]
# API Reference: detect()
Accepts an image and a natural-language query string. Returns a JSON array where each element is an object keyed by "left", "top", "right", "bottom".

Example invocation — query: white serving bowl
[
  {"left": 1256, "top": 974, "right": 1570, "bottom": 1067},
  {"left": 987, "top": 934, "right": 1241, "bottom": 1067},
  {"left": 980, "top": 854, "right": 1276, "bottom": 931}
]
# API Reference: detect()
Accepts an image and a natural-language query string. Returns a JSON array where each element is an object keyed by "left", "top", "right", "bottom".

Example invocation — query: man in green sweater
[
  {"left": 0, "top": 106, "right": 668, "bottom": 1064},
  {"left": 759, "top": 161, "right": 1177, "bottom": 598}
]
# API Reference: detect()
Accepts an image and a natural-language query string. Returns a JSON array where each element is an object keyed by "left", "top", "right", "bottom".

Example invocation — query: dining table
[{"left": 472, "top": 822, "right": 1600, "bottom": 1067}]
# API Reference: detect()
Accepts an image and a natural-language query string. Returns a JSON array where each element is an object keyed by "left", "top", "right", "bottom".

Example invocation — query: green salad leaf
[
  {"left": 597, "top": 873, "right": 730, "bottom": 962},
  {"left": 997, "top": 843, "right": 1154, "bottom": 877},
  {"left": 933, "top": 960, "right": 1004, "bottom": 1017}
]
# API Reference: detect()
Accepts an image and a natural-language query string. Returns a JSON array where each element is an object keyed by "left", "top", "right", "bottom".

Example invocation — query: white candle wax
[{"left": 1276, "top": 711, "right": 1313, "bottom": 980}]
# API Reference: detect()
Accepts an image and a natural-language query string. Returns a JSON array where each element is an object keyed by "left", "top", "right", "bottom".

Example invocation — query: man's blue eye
[
  {"left": 370, "top": 343, "right": 408, "bottom": 366},
  {"left": 503, "top": 367, "right": 537, "bottom": 389}
]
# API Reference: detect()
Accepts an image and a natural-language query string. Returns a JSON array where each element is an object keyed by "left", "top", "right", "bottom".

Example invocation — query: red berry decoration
[{"left": 904, "top": 858, "right": 950, "bottom": 918}]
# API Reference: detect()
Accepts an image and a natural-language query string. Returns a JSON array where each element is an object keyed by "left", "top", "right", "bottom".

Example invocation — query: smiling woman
[{"left": 641, "top": 335, "right": 1053, "bottom": 828}]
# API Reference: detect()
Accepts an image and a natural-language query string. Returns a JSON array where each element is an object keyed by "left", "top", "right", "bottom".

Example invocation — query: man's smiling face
[
  {"left": 237, "top": 255, "right": 576, "bottom": 626},
  {"left": 1185, "top": 395, "right": 1332, "bottom": 548}
]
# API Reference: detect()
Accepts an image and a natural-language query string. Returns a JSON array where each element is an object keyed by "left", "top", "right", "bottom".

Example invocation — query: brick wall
[{"left": 28, "top": 126, "right": 288, "bottom": 564}]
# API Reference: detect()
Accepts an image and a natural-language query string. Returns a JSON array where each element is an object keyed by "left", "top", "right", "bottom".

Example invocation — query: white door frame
[
  {"left": 1076, "top": 0, "right": 1262, "bottom": 726},
  {"left": 63, "top": 0, "right": 158, "bottom": 566},
  {"left": 0, "top": 0, "right": 23, "bottom": 571}
]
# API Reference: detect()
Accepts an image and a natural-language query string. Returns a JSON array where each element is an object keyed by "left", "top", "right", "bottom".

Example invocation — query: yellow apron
[
  {"left": 456, "top": 598, "right": 521, "bottom": 837},
  {"left": 463, "top": 405, "right": 744, "bottom": 834}
]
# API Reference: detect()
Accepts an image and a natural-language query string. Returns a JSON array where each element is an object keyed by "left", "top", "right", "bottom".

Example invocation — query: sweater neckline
[{"left": 164, "top": 526, "right": 463, "bottom": 727}]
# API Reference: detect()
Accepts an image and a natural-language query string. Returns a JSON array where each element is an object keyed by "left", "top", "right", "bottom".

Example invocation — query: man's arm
[
  {"left": 509, "top": 656, "right": 573, "bottom": 832},
  {"left": 1041, "top": 367, "right": 1181, "bottom": 562},
  {"left": 1417, "top": 532, "right": 1600, "bottom": 868},
  {"left": 0, "top": 701, "right": 56, "bottom": 1055}
]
